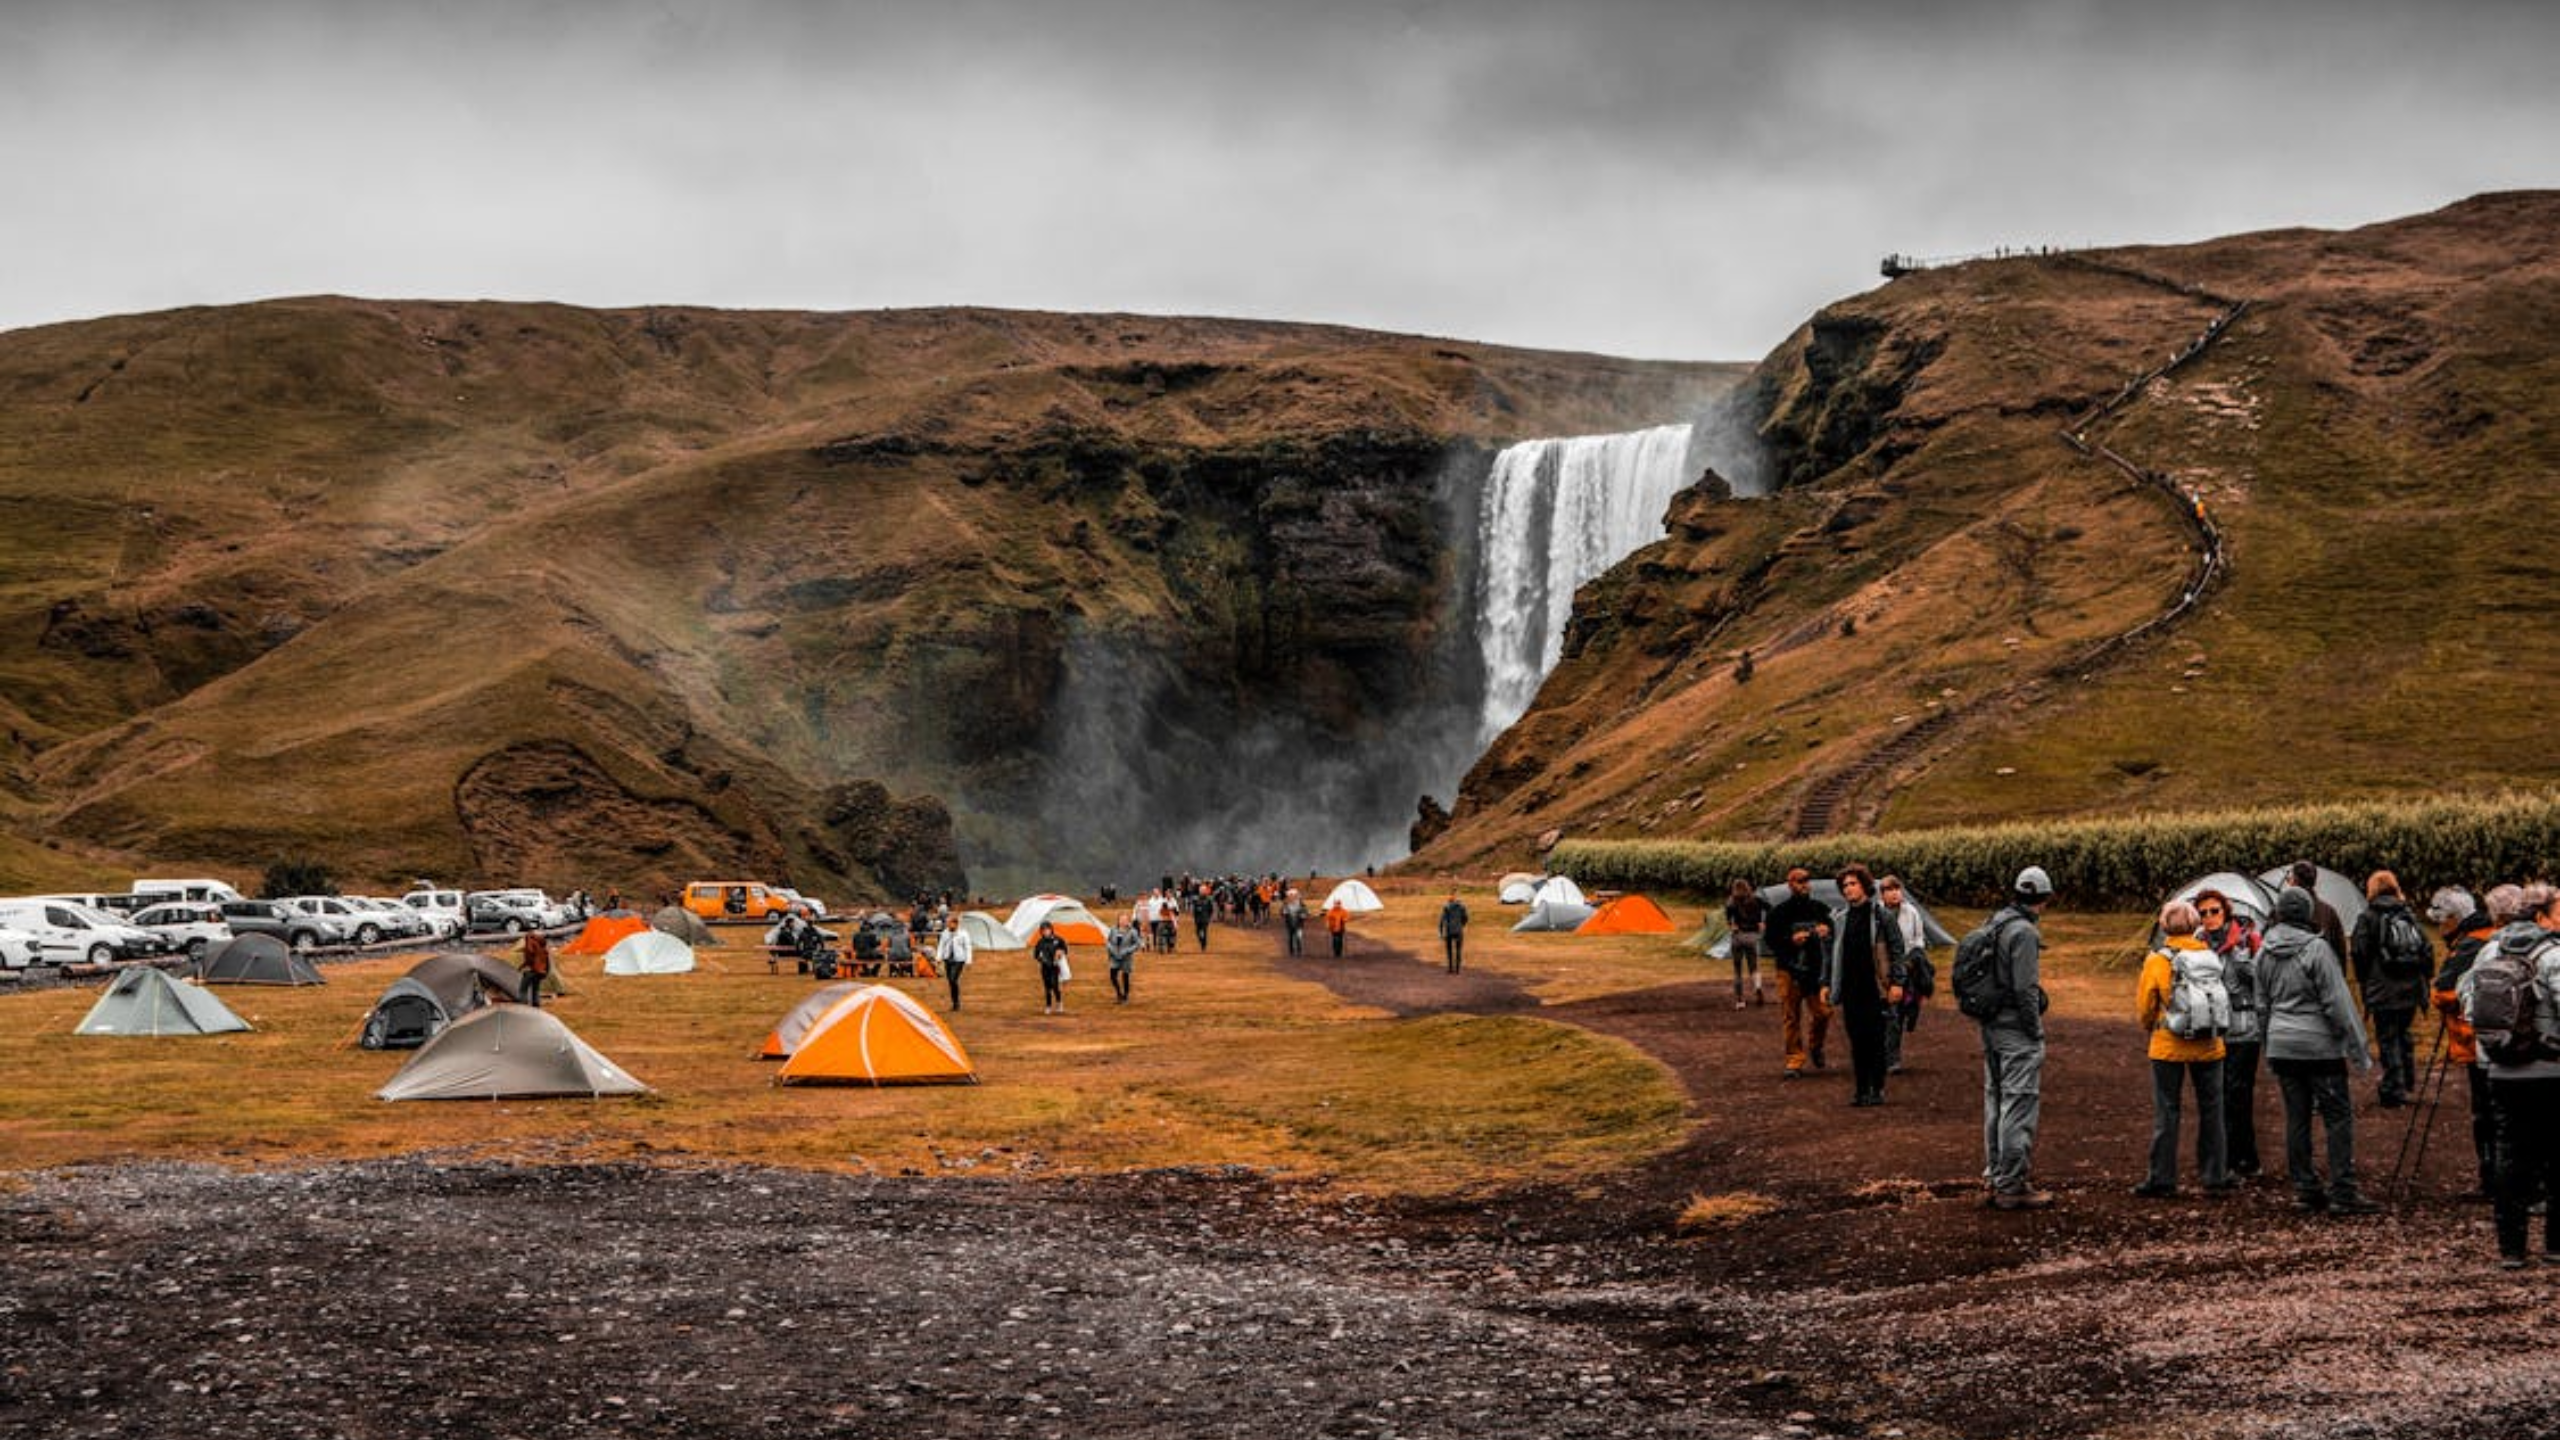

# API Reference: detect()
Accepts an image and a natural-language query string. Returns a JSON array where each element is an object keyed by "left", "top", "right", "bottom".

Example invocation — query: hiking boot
[
  {"left": 1811, "top": 1046, "right": 1827, "bottom": 1070},
  {"left": 2130, "top": 1182, "right": 2177, "bottom": 1199},
  {"left": 1781, "top": 1068, "right": 1803, "bottom": 1080},
  {"left": 2378, "top": 1093, "right": 2406, "bottom": 1109},
  {"left": 1733, "top": 999, "right": 1748, "bottom": 1010},
  {"left": 2202, "top": 1179, "right": 2239, "bottom": 1197},
  {"left": 2328, "top": 1194, "right": 2382, "bottom": 1217},
  {"left": 2293, "top": 1191, "right": 2329, "bottom": 1213},
  {"left": 2500, "top": 1254, "right": 2530, "bottom": 1271},
  {"left": 1991, "top": 1187, "right": 2055, "bottom": 1211}
]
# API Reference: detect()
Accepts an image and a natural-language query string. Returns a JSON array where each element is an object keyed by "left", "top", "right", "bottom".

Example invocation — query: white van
[
  {"left": 0, "top": 900, "right": 169, "bottom": 965},
  {"left": 133, "top": 878, "right": 247, "bottom": 906}
]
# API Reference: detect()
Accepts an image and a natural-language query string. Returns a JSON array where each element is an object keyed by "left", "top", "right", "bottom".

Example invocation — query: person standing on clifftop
[
  {"left": 1766, "top": 869, "right": 1833, "bottom": 1078},
  {"left": 1438, "top": 891, "right": 1469, "bottom": 974}
]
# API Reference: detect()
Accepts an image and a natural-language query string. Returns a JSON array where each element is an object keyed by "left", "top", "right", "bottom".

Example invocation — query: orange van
[{"left": 683, "top": 881, "right": 790, "bottom": 922}]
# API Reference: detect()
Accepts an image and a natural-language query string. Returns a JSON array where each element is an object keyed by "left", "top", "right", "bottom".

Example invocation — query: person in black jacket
[
  {"left": 1189, "top": 885, "right": 1216, "bottom": 952},
  {"left": 2348, "top": 870, "right": 2432, "bottom": 1108},
  {"left": 1033, "top": 921, "right": 1070, "bottom": 1015},
  {"left": 1765, "top": 868, "right": 1835, "bottom": 1078},
  {"left": 1822, "top": 865, "right": 1908, "bottom": 1106},
  {"left": 1437, "top": 892, "right": 1469, "bottom": 974}
]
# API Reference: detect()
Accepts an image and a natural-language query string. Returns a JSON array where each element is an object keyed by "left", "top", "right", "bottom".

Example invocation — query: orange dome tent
[
  {"left": 560, "top": 913, "right": 650, "bottom": 957},
  {"left": 774, "top": 985, "right": 977, "bottom": 1086},
  {"left": 1575, "top": 893, "right": 1678, "bottom": 936}
]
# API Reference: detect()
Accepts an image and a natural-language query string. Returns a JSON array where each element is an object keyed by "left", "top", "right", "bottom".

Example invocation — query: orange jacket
[
  {"left": 2432, "top": 925, "right": 2496, "bottom": 1065},
  {"left": 1324, "top": 903, "right": 1348, "bottom": 934},
  {"left": 2138, "top": 939, "right": 2229, "bottom": 1063}
]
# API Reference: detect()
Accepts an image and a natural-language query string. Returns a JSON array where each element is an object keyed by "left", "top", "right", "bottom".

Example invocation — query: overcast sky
[{"left": 4, "top": 0, "right": 2552, "bottom": 360}]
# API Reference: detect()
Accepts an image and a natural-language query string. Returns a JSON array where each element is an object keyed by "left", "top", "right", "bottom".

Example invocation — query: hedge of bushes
[{"left": 1551, "top": 790, "right": 2560, "bottom": 912}]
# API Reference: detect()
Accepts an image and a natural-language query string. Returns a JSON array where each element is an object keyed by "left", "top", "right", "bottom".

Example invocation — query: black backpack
[
  {"left": 2470, "top": 939, "right": 2557, "bottom": 1067},
  {"left": 2374, "top": 906, "right": 2433, "bottom": 981},
  {"left": 1953, "top": 914, "right": 2019, "bottom": 1021}
]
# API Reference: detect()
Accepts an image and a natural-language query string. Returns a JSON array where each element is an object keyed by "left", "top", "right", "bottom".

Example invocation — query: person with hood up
[
  {"left": 1105, "top": 913, "right": 1142, "bottom": 1004},
  {"left": 2134, "top": 898, "right": 2230, "bottom": 1197},
  {"left": 2459, "top": 883, "right": 2560, "bottom": 1268},
  {"left": 2429, "top": 884, "right": 2500, "bottom": 1200},
  {"left": 2260, "top": 884, "right": 2380, "bottom": 1214},
  {"left": 2347, "top": 870, "right": 2432, "bottom": 1108},
  {"left": 1822, "top": 864, "right": 1907, "bottom": 1107}
]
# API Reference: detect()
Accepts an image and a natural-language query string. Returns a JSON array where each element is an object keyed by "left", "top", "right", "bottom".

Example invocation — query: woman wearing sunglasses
[{"left": 2197, "top": 889, "right": 2267, "bottom": 1178}]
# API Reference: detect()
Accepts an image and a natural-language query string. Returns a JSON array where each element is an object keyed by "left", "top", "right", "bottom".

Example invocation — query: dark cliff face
[{"left": 956, "top": 432, "right": 1497, "bottom": 890}]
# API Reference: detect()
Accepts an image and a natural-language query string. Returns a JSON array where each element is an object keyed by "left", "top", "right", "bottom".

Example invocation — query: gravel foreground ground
[{"left": 5, "top": 1154, "right": 2558, "bottom": 1440}]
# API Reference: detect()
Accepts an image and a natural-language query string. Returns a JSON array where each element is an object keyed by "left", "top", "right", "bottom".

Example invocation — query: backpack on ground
[
  {"left": 2375, "top": 907, "right": 2433, "bottom": 981},
  {"left": 2468, "top": 940, "right": 2557, "bottom": 1067},
  {"left": 2161, "top": 947, "right": 2232, "bottom": 1040},
  {"left": 1952, "top": 916, "right": 2016, "bottom": 1021}
]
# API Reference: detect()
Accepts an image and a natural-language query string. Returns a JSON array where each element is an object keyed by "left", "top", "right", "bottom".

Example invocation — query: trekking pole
[{"left": 2392, "top": 1021, "right": 2452, "bottom": 1199}]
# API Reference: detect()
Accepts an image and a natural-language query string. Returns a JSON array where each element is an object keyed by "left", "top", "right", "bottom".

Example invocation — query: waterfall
[{"left": 1474, "top": 423, "right": 1696, "bottom": 742}]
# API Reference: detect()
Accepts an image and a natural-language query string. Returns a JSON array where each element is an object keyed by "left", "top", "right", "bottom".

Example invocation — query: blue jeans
[
  {"left": 2148, "top": 1057, "right": 2228, "bottom": 1189},
  {"left": 1980, "top": 1024, "right": 2045, "bottom": 1193}
]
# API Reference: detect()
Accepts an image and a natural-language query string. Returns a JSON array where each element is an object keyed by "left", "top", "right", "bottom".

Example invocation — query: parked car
[
  {"left": 0, "top": 925, "right": 40, "bottom": 969},
  {"left": 351, "top": 896, "right": 436, "bottom": 942},
  {"left": 401, "top": 888, "right": 469, "bottom": 937},
  {"left": 127, "top": 901, "right": 235, "bottom": 962},
  {"left": 0, "top": 900, "right": 171, "bottom": 966},
  {"left": 217, "top": 899, "right": 344, "bottom": 952},
  {"left": 132, "top": 877, "right": 248, "bottom": 906},
  {"left": 682, "top": 880, "right": 792, "bottom": 922},
  {"left": 284, "top": 895, "right": 425, "bottom": 947},
  {"left": 465, "top": 891, "right": 558, "bottom": 934},
  {"left": 772, "top": 887, "right": 831, "bottom": 920}
]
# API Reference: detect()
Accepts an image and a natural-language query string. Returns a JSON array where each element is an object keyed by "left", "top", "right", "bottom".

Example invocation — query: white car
[
  {"left": 773, "top": 887, "right": 831, "bottom": 920},
  {"left": 384, "top": 893, "right": 465, "bottom": 940},
  {"left": 345, "top": 896, "right": 435, "bottom": 943},
  {"left": 285, "top": 895, "right": 414, "bottom": 947},
  {"left": 0, "top": 900, "right": 169, "bottom": 966},
  {"left": 127, "top": 902, "right": 235, "bottom": 963},
  {"left": 0, "top": 925, "right": 39, "bottom": 969}
]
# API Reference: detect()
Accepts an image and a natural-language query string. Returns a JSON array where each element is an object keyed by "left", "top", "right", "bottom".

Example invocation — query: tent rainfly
[
  {"left": 649, "top": 904, "right": 717, "bottom": 946},
  {"left": 1577, "top": 894, "right": 1678, "bottom": 936},
  {"left": 775, "top": 985, "right": 977, "bottom": 1086},
  {"left": 1003, "top": 895, "right": 1106, "bottom": 945},
  {"left": 1496, "top": 873, "right": 1543, "bottom": 905},
  {"left": 757, "top": 982, "right": 861, "bottom": 1059},
  {"left": 359, "top": 976, "right": 464, "bottom": 1051},
  {"left": 560, "top": 913, "right": 651, "bottom": 958},
  {"left": 601, "top": 929, "right": 697, "bottom": 975},
  {"left": 376, "top": 1006, "right": 648, "bottom": 1101},
  {"left": 76, "top": 967, "right": 251, "bottom": 1036},
  {"left": 1529, "top": 876, "right": 1587, "bottom": 910},
  {"left": 1322, "top": 879, "right": 1384, "bottom": 914},
  {"left": 196, "top": 934, "right": 325, "bottom": 986},
  {"left": 956, "top": 911, "right": 1026, "bottom": 952},
  {"left": 1513, "top": 898, "right": 1597, "bottom": 932}
]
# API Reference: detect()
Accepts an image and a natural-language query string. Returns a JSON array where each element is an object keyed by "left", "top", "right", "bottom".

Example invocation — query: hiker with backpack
[
  {"left": 1956, "top": 866, "right": 2056, "bottom": 1210},
  {"left": 2348, "top": 871, "right": 2434, "bottom": 1109},
  {"left": 2459, "top": 882, "right": 2560, "bottom": 1268},
  {"left": 2260, "top": 885, "right": 2380, "bottom": 1214},
  {"left": 1724, "top": 878, "right": 1767, "bottom": 1009},
  {"left": 2134, "top": 898, "right": 2231, "bottom": 1197},
  {"left": 2428, "top": 885, "right": 2501, "bottom": 1201},
  {"left": 517, "top": 928, "right": 552, "bottom": 1009},
  {"left": 2197, "top": 889, "right": 2267, "bottom": 1178}
]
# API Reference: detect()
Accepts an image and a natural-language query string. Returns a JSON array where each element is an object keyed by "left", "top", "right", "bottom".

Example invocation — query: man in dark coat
[
  {"left": 1437, "top": 892, "right": 1470, "bottom": 974},
  {"left": 1766, "top": 868, "right": 1835, "bottom": 1077}
]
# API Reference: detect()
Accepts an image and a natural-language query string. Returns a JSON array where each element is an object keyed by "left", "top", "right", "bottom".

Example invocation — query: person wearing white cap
[{"left": 1979, "top": 866, "right": 2056, "bottom": 1210}]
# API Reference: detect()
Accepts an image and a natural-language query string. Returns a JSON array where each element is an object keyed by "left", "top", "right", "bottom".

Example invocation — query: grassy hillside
[
  {"left": 0, "top": 301, "right": 1739, "bottom": 896},
  {"left": 1415, "top": 191, "right": 2560, "bottom": 871}
]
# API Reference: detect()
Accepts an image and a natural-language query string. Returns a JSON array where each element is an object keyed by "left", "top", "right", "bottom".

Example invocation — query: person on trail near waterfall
[
  {"left": 1324, "top": 897, "right": 1350, "bottom": 958},
  {"left": 1282, "top": 888, "right": 1308, "bottom": 957},
  {"left": 2261, "top": 885, "right": 2379, "bottom": 1215},
  {"left": 1766, "top": 869, "right": 1833, "bottom": 1078},
  {"left": 1438, "top": 891, "right": 1469, "bottom": 974},
  {"left": 2347, "top": 871, "right": 2430, "bottom": 1110},
  {"left": 1106, "top": 914, "right": 1142, "bottom": 1004},
  {"left": 935, "top": 913, "right": 973, "bottom": 1011},
  {"left": 1879, "top": 875, "right": 1931, "bottom": 1071},
  {"left": 2194, "top": 888, "right": 2266, "bottom": 1178},
  {"left": 1724, "top": 878, "right": 1765, "bottom": 1010},
  {"left": 1034, "top": 921, "right": 1070, "bottom": 1015},
  {"left": 1820, "top": 865, "right": 1906, "bottom": 1108}
]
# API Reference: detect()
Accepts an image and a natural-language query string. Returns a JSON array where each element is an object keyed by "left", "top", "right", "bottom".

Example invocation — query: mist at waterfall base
[{"left": 974, "top": 403, "right": 1768, "bottom": 894}]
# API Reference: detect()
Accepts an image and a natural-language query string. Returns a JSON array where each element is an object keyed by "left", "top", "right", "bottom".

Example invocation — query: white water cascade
[{"left": 1474, "top": 423, "right": 1697, "bottom": 742}]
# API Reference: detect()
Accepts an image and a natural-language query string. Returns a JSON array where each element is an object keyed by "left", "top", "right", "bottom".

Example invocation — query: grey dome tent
[
  {"left": 75, "top": 967, "right": 251, "bottom": 1036},
  {"left": 1513, "top": 897, "right": 1598, "bottom": 932},
  {"left": 376, "top": 1006, "right": 648, "bottom": 1102},
  {"left": 196, "top": 933, "right": 325, "bottom": 986},
  {"left": 650, "top": 904, "right": 717, "bottom": 946},
  {"left": 2167, "top": 872, "right": 2279, "bottom": 928},
  {"left": 2256, "top": 864, "right": 2368, "bottom": 935},
  {"left": 358, "top": 949, "right": 527, "bottom": 1051}
]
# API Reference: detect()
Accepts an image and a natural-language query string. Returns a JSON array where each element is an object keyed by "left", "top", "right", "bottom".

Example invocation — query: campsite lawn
[{"left": 0, "top": 882, "right": 2157, "bottom": 1195}]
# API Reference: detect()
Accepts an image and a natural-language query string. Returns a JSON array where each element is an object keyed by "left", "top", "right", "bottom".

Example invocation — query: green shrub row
[{"left": 1552, "top": 790, "right": 2560, "bottom": 913}]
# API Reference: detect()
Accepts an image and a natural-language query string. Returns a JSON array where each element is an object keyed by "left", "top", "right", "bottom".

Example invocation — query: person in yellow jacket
[{"left": 2135, "top": 898, "right": 2233, "bottom": 1197}]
